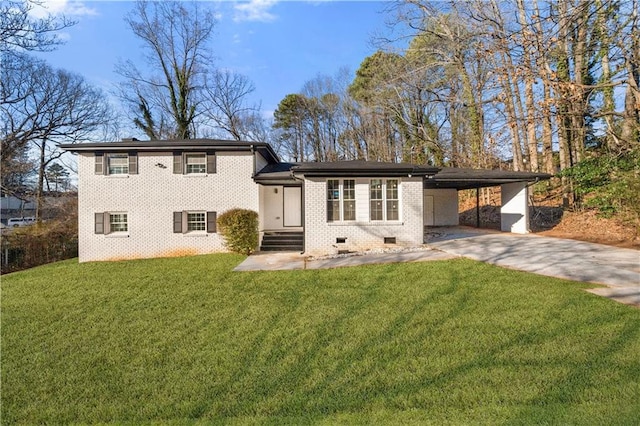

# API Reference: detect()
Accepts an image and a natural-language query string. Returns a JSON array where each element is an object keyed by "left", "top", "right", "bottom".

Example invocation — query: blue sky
[{"left": 32, "top": 0, "right": 397, "bottom": 122}]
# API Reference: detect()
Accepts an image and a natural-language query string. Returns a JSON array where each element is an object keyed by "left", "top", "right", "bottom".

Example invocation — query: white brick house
[{"left": 62, "top": 139, "right": 550, "bottom": 262}]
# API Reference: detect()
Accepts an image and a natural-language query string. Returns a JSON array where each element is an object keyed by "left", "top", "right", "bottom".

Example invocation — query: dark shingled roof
[
  {"left": 254, "top": 162, "right": 551, "bottom": 189},
  {"left": 253, "top": 162, "right": 300, "bottom": 184},
  {"left": 60, "top": 139, "right": 280, "bottom": 164},
  {"left": 291, "top": 160, "right": 439, "bottom": 177},
  {"left": 62, "top": 139, "right": 552, "bottom": 189}
]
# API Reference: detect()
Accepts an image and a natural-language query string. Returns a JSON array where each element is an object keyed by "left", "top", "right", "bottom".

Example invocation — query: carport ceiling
[{"left": 425, "top": 167, "right": 553, "bottom": 190}]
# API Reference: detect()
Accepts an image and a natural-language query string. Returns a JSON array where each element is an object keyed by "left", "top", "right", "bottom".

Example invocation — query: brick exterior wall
[
  {"left": 77, "top": 151, "right": 259, "bottom": 262},
  {"left": 303, "top": 177, "right": 424, "bottom": 256}
]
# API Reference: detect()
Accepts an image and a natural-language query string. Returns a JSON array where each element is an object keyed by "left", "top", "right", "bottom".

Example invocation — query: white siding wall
[
  {"left": 304, "top": 177, "right": 424, "bottom": 255},
  {"left": 77, "top": 151, "right": 259, "bottom": 262},
  {"left": 423, "top": 189, "right": 459, "bottom": 226}
]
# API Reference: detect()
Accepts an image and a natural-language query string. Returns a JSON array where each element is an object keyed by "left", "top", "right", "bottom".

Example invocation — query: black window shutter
[
  {"left": 95, "top": 152, "right": 104, "bottom": 175},
  {"left": 128, "top": 151, "right": 138, "bottom": 174},
  {"left": 173, "top": 211, "right": 182, "bottom": 233},
  {"left": 95, "top": 212, "right": 104, "bottom": 234},
  {"left": 207, "top": 211, "right": 217, "bottom": 233},
  {"left": 206, "top": 153, "right": 216, "bottom": 174},
  {"left": 173, "top": 152, "right": 182, "bottom": 174}
]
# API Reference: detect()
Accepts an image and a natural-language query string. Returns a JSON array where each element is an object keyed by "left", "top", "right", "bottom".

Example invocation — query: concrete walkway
[
  {"left": 235, "top": 227, "right": 640, "bottom": 307},
  {"left": 233, "top": 248, "right": 455, "bottom": 272}
]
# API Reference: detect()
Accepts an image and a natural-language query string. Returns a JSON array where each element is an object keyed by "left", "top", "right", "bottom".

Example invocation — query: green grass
[{"left": 2, "top": 254, "right": 640, "bottom": 425}]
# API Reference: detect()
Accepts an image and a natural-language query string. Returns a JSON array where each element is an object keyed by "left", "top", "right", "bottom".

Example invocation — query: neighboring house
[
  {"left": 61, "top": 139, "right": 550, "bottom": 262},
  {"left": 1, "top": 195, "right": 36, "bottom": 224}
]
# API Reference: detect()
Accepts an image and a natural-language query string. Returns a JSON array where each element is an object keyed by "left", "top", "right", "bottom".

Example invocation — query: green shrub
[
  {"left": 560, "top": 149, "right": 640, "bottom": 219},
  {"left": 217, "top": 209, "right": 259, "bottom": 255}
]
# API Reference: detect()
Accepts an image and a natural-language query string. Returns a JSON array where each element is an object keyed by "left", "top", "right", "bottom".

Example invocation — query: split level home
[{"left": 61, "top": 139, "right": 551, "bottom": 263}]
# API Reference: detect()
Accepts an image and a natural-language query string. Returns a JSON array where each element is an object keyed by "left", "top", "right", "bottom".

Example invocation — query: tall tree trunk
[
  {"left": 498, "top": 51, "right": 525, "bottom": 171},
  {"left": 517, "top": 0, "right": 540, "bottom": 172},
  {"left": 570, "top": 3, "right": 588, "bottom": 164},
  {"left": 621, "top": 0, "right": 640, "bottom": 147},
  {"left": 458, "top": 63, "right": 483, "bottom": 166},
  {"left": 36, "top": 139, "right": 46, "bottom": 223},
  {"left": 532, "top": 0, "right": 556, "bottom": 174},
  {"left": 596, "top": 0, "right": 618, "bottom": 151}
]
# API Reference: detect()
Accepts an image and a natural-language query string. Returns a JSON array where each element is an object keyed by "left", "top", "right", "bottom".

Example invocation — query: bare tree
[
  {"left": 202, "top": 69, "right": 263, "bottom": 141},
  {"left": 116, "top": 0, "right": 217, "bottom": 139},
  {"left": 1, "top": 53, "right": 113, "bottom": 219},
  {"left": 619, "top": 0, "right": 640, "bottom": 147},
  {"left": 0, "top": 0, "right": 75, "bottom": 53}
]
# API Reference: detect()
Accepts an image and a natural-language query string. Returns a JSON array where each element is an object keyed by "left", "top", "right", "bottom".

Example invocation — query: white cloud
[
  {"left": 28, "top": 0, "right": 97, "bottom": 19},
  {"left": 233, "top": 0, "right": 278, "bottom": 23}
]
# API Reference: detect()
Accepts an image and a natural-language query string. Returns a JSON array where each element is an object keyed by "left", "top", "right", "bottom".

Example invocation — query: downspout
[
  {"left": 290, "top": 170, "right": 306, "bottom": 254},
  {"left": 251, "top": 145, "right": 256, "bottom": 176}
]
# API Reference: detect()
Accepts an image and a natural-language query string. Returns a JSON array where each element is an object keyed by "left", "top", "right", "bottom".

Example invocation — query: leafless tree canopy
[
  {"left": 116, "top": 0, "right": 217, "bottom": 140},
  {"left": 273, "top": 0, "right": 639, "bottom": 173},
  {"left": 0, "top": 0, "right": 76, "bottom": 52},
  {"left": 1, "top": 52, "right": 114, "bottom": 214}
]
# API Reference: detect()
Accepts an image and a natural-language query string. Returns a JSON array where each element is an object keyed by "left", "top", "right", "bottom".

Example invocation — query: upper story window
[
  {"left": 95, "top": 152, "right": 137, "bottom": 175},
  {"left": 108, "top": 154, "right": 129, "bottom": 175},
  {"left": 370, "top": 179, "right": 400, "bottom": 221},
  {"left": 173, "top": 152, "right": 216, "bottom": 175},
  {"left": 327, "top": 179, "right": 356, "bottom": 222},
  {"left": 185, "top": 154, "right": 207, "bottom": 174}
]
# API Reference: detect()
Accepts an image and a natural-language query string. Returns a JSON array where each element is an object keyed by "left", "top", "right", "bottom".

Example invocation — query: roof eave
[{"left": 59, "top": 140, "right": 280, "bottom": 163}]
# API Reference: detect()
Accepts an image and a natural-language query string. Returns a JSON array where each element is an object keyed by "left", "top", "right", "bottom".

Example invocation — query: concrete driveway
[{"left": 426, "top": 227, "right": 640, "bottom": 306}]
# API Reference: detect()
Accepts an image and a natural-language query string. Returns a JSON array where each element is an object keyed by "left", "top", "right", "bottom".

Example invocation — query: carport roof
[{"left": 425, "top": 167, "right": 553, "bottom": 190}]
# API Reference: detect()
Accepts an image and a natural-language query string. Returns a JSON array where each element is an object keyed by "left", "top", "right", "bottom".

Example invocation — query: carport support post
[
  {"left": 501, "top": 182, "right": 529, "bottom": 233},
  {"left": 476, "top": 187, "right": 480, "bottom": 228}
]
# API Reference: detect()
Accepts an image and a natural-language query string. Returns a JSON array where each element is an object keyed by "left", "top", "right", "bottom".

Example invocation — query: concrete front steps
[{"left": 260, "top": 231, "right": 304, "bottom": 252}]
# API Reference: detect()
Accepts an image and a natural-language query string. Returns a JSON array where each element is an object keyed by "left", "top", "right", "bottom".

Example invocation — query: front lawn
[{"left": 2, "top": 254, "right": 639, "bottom": 424}]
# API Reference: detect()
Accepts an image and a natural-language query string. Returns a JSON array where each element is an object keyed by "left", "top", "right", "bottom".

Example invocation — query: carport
[{"left": 425, "top": 168, "right": 552, "bottom": 234}]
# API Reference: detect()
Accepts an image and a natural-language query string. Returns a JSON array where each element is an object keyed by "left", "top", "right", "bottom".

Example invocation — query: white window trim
[
  {"left": 327, "top": 179, "right": 356, "bottom": 223},
  {"left": 369, "top": 179, "right": 402, "bottom": 222},
  {"left": 107, "top": 153, "right": 129, "bottom": 176},
  {"left": 184, "top": 153, "right": 207, "bottom": 175},
  {"left": 109, "top": 212, "right": 129, "bottom": 233},
  {"left": 185, "top": 211, "right": 207, "bottom": 233}
]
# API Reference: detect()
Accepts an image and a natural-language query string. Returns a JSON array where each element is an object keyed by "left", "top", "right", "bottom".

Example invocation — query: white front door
[{"left": 283, "top": 186, "right": 302, "bottom": 227}]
